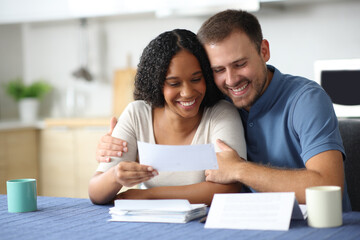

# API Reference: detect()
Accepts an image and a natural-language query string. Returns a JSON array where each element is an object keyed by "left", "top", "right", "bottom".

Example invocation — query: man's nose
[{"left": 225, "top": 69, "right": 237, "bottom": 86}]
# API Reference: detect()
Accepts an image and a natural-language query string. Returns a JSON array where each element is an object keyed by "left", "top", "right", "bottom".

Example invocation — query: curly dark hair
[
  {"left": 197, "top": 9, "right": 263, "bottom": 53},
  {"left": 134, "top": 29, "right": 223, "bottom": 108}
]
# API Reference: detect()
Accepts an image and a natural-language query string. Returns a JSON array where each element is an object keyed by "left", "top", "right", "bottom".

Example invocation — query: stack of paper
[{"left": 109, "top": 199, "right": 207, "bottom": 223}]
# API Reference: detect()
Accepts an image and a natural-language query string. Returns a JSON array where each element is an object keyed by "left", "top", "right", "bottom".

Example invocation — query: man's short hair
[{"left": 197, "top": 9, "right": 263, "bottom": 52}]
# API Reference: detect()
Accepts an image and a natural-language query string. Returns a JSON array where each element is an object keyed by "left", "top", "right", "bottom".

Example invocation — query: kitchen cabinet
[
  {"left": 0, "top": 128, "right": 39, "bottom": 194},
  {"left": 40, "top": 123, "right": 106, "bottom": 198},
  {"left": 39, "top": 128, "right": 77, "bottom": 197},
  {"left": 39, "top": 118, "right": 137, "bottom": 198}
]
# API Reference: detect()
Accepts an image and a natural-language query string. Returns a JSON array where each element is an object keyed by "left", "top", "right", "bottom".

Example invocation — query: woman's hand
[
  {"left": 96, "top": 117, "right": 128, "bottom": 162},
  {"left": 114, "top": 161, "right": 158, "bottom": 187},
  {"left": 115, "top": 189, "right": 150, "bottom": 200}
]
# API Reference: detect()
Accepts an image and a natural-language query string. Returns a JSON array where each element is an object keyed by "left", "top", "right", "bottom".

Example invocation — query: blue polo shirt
[{"left": 238, "top": 65, "right": 352, "bottom": 211}]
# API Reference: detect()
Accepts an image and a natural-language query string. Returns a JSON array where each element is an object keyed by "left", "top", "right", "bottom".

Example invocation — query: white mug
[{"left": 306, "top": 186, "right": 342, "bottom": 228}]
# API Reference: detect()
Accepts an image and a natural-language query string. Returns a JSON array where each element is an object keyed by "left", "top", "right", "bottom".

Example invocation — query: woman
[{"left": 89, "top": 29, "right": 246, "bottom": 205}]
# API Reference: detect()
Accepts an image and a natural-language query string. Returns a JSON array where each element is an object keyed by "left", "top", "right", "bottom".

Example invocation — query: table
[{"left": 1, "top": 195, "right": 360, "bottom": 240}]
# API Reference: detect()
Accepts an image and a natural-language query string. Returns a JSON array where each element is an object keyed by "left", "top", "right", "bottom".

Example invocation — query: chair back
[{"left": 338, "top": 118, "right": 360, "bottom": 211}]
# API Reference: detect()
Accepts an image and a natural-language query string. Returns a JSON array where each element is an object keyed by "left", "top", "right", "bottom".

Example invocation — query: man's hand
[
  {"left": 96, "top": 117, "right": 128, "bottom": 162},
  {"left": 205, "top": 139, "right": 245, "bottom": 184},
  {"left": 114, "top": 161, "right": 158, "bottom": 188}
]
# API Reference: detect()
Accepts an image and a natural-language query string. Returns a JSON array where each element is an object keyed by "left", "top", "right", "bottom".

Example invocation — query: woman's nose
[{"left": 180, "top": 84, "right": 194, "bottom": 97}]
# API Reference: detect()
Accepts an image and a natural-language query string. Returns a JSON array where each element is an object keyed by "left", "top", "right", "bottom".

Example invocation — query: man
[
  {"left": 197, "top": 10, "right": 351, "bottom": 211},
  {"left": 96, "top": 10, "right": 351, "bottom": 210}
]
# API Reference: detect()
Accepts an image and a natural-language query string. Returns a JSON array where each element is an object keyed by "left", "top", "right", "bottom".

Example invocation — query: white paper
[
  {"left": 137, "top": 141, "right": 218, "bottom": 172},
  {"left": 109, "top": 199, "right": 207, "bottom": 223},
  {"left": 205, "top": 192, "right": 304, "bottom": 231},
  {"left": 114, "top": 199, "right": 192, "bottom": 211},
  {"left": 292, "top": 202, "right": 307, "bottom": 220},
  {"left": 297, "top": 204, "right": 307, "bottom": 220}
]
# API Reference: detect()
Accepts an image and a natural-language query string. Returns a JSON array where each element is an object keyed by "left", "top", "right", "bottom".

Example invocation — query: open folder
[{"left": 109, "top": 199, "right": 207, "bottom": 223}]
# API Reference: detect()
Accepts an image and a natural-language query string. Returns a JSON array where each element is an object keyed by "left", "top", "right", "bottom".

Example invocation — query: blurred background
[
  {"left": 0, "top": 0, "right": 359, "bottom": 120},
  {"left": 0, "top": 0, "right": 359, "bottom": 198}
]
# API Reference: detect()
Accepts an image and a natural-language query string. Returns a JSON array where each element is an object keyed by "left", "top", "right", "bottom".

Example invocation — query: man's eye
[
  {"left": 235, "top": 62, "right": 246, "bottom": 68},
  {"left": 213, "top": 68, "right": 224, "bottom": 73}
]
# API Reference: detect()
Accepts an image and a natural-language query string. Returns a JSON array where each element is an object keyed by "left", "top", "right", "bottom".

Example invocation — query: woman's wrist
[
  {"left": 110, "top": 166, "right": 123, "bottom": 190},
  {"left": 144, "top": 188, "right": 154, "bottom": 199}
]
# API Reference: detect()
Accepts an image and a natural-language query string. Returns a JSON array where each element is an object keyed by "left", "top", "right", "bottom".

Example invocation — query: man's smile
[{"left": 228, "top": 82, "right": 249, "bottom": 96}]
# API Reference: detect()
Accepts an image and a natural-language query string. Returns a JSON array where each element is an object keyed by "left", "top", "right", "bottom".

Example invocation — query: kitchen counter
[
  {"left": 0, "top": 117, "right": 111, "bottom": 197},
  {"left": 44, "top": 117, "right": 110, "bottom": 128},
  {"left": 40, "top": 117, "right": 110, "bottom": 198},
  {"left": 0, "top": 117, "right": 112, "bottom": 131},
  {"left": 0, "top": 119, "right": 45, "bottom": 131},
  {"left": 0, "top": 121, "right": 39, "bottom": 194}
]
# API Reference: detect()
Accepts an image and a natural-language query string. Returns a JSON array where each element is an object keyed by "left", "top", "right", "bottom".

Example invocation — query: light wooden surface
[
  {"left": 0, "top": 128, "right": 39, "bottom": 194},
  {"left": 75, "top": 129, "right": 106, "bottom": 198},
  {"left": 113, "top": 68, "right": 137, "bottom": 118},
  {"left": 1, "top": 118, "right": 134, "bottom": 198},
  {"left": 40, "top": 129, "right": 76, "bottom": 197},
  {"left": 39, "top": 126, "right": 136, "bottom": 198},
  {"left": 44, "top": 117, "right": 110, "bottom": 128},
  {"left": 39, "top": 126, "right": 108, "bottom": 198}
]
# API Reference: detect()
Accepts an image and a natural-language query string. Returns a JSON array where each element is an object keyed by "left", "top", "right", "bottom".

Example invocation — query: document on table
[
  {"left": 137, "top": 141, "right": 218, "bottom": 172},
  {"left": 205, "top": 192, "right": 306, "bottom": 231},
  {"left": 109, "top": 199, "right": 207, "bottom": 223}
]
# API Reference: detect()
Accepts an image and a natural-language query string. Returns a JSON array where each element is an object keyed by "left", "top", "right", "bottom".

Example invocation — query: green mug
[{"left": 7, "top": 179, "right": 37, "bottom": 213}]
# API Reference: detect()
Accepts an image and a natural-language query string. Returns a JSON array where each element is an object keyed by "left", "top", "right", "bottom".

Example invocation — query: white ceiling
[{"left": 0, "top": 0, "right": 349, "bottom": 24}]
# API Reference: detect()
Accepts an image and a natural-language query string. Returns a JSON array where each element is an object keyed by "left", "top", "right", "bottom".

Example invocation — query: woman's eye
[
  {"left": 213, "top": 68, "right": 224, "bottom": 73},
  {"left": 191, "top": 78, "right": 201, "bottom": 82},
  {"left": 168, "top": 82, "right": 179, "bottom": 87}
]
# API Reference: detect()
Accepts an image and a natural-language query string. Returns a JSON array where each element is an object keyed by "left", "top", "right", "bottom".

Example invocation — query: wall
[
  {"left": 0, "top": 24, "right": 23, "bottom": 119},
  {"left": 0, "top": 0, "right": 359, "bottom": 120},
  {"left": 259, "top": 0, "right": 360, "bottom": 79}
]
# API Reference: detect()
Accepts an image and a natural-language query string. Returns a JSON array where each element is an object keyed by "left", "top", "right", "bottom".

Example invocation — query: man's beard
[{"left": 232, "top": 68, "right": 268, "bottom": 110}]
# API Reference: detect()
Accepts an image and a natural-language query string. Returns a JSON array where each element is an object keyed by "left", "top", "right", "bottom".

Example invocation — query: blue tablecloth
[{"left": 1, "top": 195, "right": 360, "bottom": 240}]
